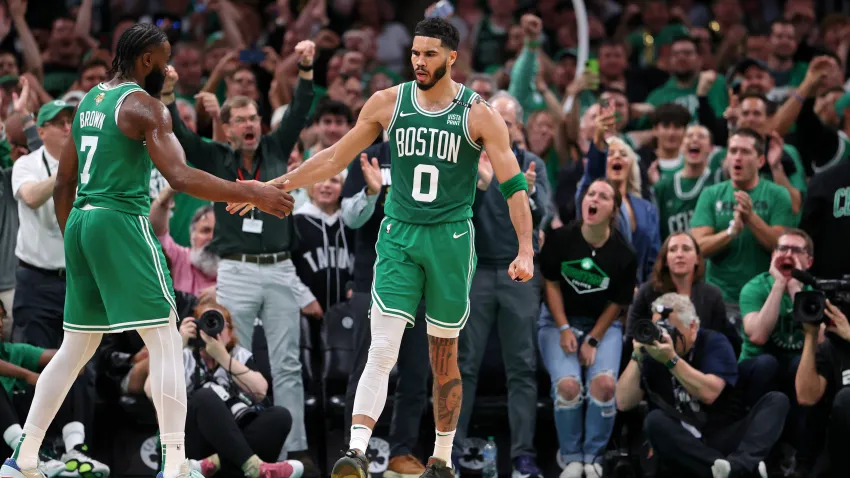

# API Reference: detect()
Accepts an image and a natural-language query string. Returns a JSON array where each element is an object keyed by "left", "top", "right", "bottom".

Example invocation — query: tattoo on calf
[{"left": 429, "top": 336, "right": 462, "bottom": 430}]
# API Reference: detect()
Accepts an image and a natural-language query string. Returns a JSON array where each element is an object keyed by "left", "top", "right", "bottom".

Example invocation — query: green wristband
[{"left": 499, "top": 172, "right": 529, "bottom": 200}]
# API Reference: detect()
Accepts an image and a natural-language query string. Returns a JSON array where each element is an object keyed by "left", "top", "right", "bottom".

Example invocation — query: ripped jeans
[{"left": 538, "top": 305, "right": 623, "bottom": 465}]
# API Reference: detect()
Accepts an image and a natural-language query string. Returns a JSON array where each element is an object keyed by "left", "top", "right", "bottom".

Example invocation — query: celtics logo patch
[{"left": 561, "top": 257, "right": 610, "bottom": 294}]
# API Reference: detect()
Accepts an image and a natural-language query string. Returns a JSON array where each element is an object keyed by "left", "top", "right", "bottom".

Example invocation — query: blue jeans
[{"left": 538, "top": 305, "right": 623, "bottom": 465}]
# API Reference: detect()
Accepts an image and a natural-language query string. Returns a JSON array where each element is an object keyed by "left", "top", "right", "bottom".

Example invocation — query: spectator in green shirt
[
  {"left": 644, "top": 36, "right": 728, "bottom": 126},
  {"left": 766, "top": 20, "right": 809, "bottom": 103},
  {"left": 737, "top": 229, "right": 819, "bottom": 472},
  {"left": 690, "top": 128, "right": 797, "bottom": 326}
]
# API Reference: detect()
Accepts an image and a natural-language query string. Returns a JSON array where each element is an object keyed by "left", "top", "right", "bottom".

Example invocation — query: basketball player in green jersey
[
  {"left": 228, "top": 16, "right": 534, "bottom": 478},
  {"left": 0, "top": 24, "right": 293, "bottom": 478}
]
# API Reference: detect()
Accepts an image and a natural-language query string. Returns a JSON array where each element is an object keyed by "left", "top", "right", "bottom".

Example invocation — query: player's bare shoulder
[
  {"left": 361, "top": 85, "right": 402, "bottom": 130},
  {"left": 116, "top": 91, "right": 171, "bottom": 140},
  {"left": 467, "top": 95, "right": 507, "bottom": 145}
]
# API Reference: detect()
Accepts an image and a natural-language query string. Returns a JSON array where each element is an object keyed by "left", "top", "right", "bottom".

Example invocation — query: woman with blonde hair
[{"left": 576, "top": 105, "right": 661, "bottom": 283}]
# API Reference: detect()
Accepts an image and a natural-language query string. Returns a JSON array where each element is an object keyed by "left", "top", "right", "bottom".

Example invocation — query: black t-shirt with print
[{"left": 539, "top": 221, "right": 638, "bottom": 319}]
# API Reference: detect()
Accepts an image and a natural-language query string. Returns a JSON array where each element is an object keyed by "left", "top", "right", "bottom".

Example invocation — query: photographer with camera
[
  {"left": 617, "top": 293, "right": 789, "bottom": 478},
  {"left": 175, "top": 301, "right": 303, "bottom": 478},
  {"left": 795, "top": 297, "right": 850, "bottom": 477}
]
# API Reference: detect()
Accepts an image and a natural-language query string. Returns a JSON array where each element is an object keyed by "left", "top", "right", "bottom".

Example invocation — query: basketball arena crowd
[{"left": 6, "top": 0, "right": 850, "bottom": 478}]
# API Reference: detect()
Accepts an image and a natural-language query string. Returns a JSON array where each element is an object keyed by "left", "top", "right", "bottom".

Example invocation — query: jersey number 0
[{"left": 412, "top": 164, "right": 439, "bottom": 203}]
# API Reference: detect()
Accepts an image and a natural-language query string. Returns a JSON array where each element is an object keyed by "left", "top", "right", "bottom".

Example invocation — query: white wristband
[
  {"left": 559, "top": 323, "right": 571, "bottom": 332},
  {"left": 726, "top": 220, "right": 736, "bottom": 237}
]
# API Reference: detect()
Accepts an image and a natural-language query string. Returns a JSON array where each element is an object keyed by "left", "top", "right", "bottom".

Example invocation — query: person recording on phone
[
  {"left": 795, "top": 293, "right": 850, "bottom": 477},
  {"left": 173, "top": 300, "right": 304, "bottom": 478},
  {"left": 617, "top": 293, "right": 789, "bottom": 478}
]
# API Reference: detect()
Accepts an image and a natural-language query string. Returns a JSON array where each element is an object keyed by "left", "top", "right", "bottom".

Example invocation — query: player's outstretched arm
[
  {"left": 128, "top": 94, "right": 295, "bottom": 218},
  {"left": 470, "top": 97, "right": 534, "bottom": 282},
  {"left": 54, "top": 129, "right": 80, "bottom": 235},
  {"left": 226, "top": 88, "right": 395, "bottom": 215}
]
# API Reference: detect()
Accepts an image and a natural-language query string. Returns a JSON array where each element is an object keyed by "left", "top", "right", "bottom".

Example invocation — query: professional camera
[
  {"left": 630, "top": 305, "right": 675, "bottom": 345},
  {"left": 188, "top": 309, "right": 226, "bottom": 348},
  {"left": 202, "top": 380, "right": 261, "bottom": 426},
  {"left": 791, "top": 269, "right": 850, "bottom": 324}
]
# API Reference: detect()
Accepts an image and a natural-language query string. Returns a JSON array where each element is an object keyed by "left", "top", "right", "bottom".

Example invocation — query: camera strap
[{"left": 639, "top": 331, "right": 712, "bottom": 430}]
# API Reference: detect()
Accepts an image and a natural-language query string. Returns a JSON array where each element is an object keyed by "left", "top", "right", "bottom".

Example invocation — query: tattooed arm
[{"left": 429, "top": 336, "right": 463, "bottom": 431}]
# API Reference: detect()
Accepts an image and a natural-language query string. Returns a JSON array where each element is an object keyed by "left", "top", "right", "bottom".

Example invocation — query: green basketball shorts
[
  {"left": 63, "top": 207, "right": 177, "bottom": 333},
  {"left": 371, "top": 217, "right": 477, "bottom": 331}
]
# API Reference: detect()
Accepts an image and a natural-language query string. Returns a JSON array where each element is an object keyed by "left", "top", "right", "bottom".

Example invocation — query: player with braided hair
[{"left": 0, "top": 23, "right": 293, "bottom": 478}]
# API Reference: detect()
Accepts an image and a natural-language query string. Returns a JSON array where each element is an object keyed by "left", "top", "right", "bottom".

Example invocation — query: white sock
[
  {"left": 349, "top": 425, "right": 372, "bottom": 453},
  {"left": 433, "top": 429, "right": 455, "bottom": 463},
  {"left": 62, "top": 421, "right": 85, "bottom": 452},
  {"left": 14, "top": 424, "right": 45, "bottom": 470},
  {"left": 161, "top": 432, "right": 187, "bottom": 478},
  {"left": 3, "top": 424, "right": 22, "bottom": 451}
]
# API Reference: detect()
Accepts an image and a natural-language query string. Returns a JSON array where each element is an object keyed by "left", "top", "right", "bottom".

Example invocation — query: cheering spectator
[
  {"left": 639, "top": 103, "right": 691, "bottom": 185},
  {"left": 291, "top": 170, "right": 353, "bottom": 313},
  {"left": 617, "top": 293, "right": 788, "bottom": 478},
  {"left": 162, "top": 41, "right": 318, "bottom": 468},
  {"left": 653, "top": 125, "right": 722, "bottom": 240},
  {"left": 149, "top": 186, "right": 217, "bottom": 297},
  {"left": 539, "top": 179, "right": 637, "bottom": 478},
  {"left": 767, "top": 20, "right": 810, "bottom": 102},
  {"left": 690, "top": 128, "right": 797, "bottom": 325},
  {"left": 578, "top": 105, "right": 660, "bottom": 283}
]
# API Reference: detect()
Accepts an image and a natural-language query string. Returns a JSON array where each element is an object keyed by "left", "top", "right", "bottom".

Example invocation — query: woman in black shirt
[{"left": 538, "top": 179, "right": 637, "bottom": 477}]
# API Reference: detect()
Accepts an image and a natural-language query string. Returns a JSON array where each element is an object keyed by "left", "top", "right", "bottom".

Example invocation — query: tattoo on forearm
[{"left": 429, "top": 336, "right": 462, "bottom": 431}]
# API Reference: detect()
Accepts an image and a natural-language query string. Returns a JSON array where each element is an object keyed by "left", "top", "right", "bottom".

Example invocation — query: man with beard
[
  {"left": 1, "top": 23, "right": 294, "bottom": 478},
  {"left": 150, "top": 187, "right": 217, "bottom": 296},
  {"left": 227, "top": 15, "right": 535, "bottom": 478},
  {"left": 644, "top": 36, "right": 728, "bottom": 125},
  {"left": 653, "top": 124, "right": 721, "bottom": 240},
  {"left": 766, "top": 20, "right": 810, "bottom": 104},
  {"left": 160, "top": 40, "right": 320, "bottom": 473}
]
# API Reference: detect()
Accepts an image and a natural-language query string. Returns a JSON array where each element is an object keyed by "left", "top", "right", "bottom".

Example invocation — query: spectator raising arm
[
  {"left": 161, "top": 68, "right": 220, "bottom": 172},
  {"left": 150, "top": 186, "right": 177, "bottom": 238},
  {"left": 7, "top": 0, "right": 42, "bottom": 79},
  {"left": 268, "top": 41, "right": 316, "bottom": 154}
]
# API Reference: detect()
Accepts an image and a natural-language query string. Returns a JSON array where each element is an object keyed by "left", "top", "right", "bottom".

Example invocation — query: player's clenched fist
[{"left": 509, "top": 252, "right": 534, "bottom": 282}]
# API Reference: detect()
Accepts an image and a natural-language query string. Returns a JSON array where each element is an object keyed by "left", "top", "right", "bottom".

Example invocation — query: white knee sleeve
[
  {"left": 137, "top": 316, "right": 187, "bottom": 435},
  {"left": 351, "top": 304, "right": 407, "bottom": 420}
]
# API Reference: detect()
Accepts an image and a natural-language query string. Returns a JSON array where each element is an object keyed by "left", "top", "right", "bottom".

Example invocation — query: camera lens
[
  {"left": 198, "top": 309, "right": 225, "bottom": 337},
  {"left": 632, "top": 319, "right": 660, "bottom": 345}
]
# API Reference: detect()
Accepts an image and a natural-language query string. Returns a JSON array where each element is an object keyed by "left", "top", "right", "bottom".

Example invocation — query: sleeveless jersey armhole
[
  {"left": 387, "top": 83, "right": 405, "bottom": 132},
  {"left": 462, "top": 91, "right": 482, "bottom": 151},
  {"left": 114, "top": 88, "right": 146, "bottom": 125}
]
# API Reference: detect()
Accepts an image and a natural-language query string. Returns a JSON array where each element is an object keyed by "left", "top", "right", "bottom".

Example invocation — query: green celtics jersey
[
  {"left": 653, "top": 167, "right": 717, "bottom": 240},
  {"left": 72, "top": 82, "right": 153, "bottom": 216},
  {"left": 385, "top": 82, "right": 482, "bottom": 224}
]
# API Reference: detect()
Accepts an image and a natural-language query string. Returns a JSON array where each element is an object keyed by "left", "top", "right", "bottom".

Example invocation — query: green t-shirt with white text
[{"left": 690, "top": 180, "right": 798, "bottom": 302}]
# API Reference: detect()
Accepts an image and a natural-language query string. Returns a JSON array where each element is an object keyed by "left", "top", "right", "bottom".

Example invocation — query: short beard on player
[
  {"left": 144, "top": 66, "right": 167, "bottom": 96},
  {"left": 415, "top": 60, "right": 448, "bottom": 91},
  {"left": 189, "top": 245, "right": 220, "bottom": 278}
]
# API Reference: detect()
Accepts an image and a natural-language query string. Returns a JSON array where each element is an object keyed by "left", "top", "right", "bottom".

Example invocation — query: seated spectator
[
  {"left": 690, "top": 128, "right": 797, "bottom": 327},
  {"left": 150, "top": 186, "right": 216, "bottom": 298},
  {"left": 538, "top": 179, "right": 637, "bottom": 478},
  {"left": 796, "top": 300, "right": 850, "bottom": 477},
  {"left": 629, "top": 232, "right": 741, "bottom": 355},
  {"left": 738, "top": 228, "right": 817, "bottom": 474},
  {"left": 577, "top": 106, "right": 660, "bottom": 283},
  {"left": 174, "top": 300, "right": 304, "bottom": 478},
  {"left": 617, "top": 293, "right": 789, "bottom": 478},
  {"left": 0, "top": 300, "right": 105, "bottom": 477}
]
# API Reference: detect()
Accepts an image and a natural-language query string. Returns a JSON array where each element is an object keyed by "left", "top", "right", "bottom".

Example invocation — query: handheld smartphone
[
  {"left": 426, "top": 0, "right": 454, "bottom": 19},
  {"left": 194, "top": 1, "right": 207, "bottom": 12},
  {"left": 239, "top": 48, "right": 267, "bottom": 64},
  {"left": 586, "top": 59, "right": 599, "bottom": 75}
]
